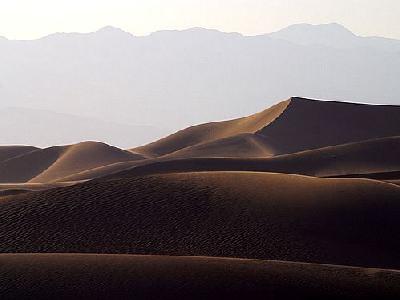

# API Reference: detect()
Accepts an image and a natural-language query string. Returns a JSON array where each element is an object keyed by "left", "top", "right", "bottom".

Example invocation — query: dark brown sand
[
  {"left": 0, "top": 145, "right": 38, "bottom": 162},
  {"left": 106, "top": 136, "right": 400, "bottom": 182},
  {"left": 1, "top": 254, "right": 399, "bottom": 299},
  {"left": 1, "top": 98, "right": 400, "bottom": 298},
  {"left": 1, "top": 172, "right": 399, "bottom": 269}
]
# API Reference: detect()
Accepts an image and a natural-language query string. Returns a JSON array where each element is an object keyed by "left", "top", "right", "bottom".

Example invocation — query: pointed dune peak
[
  {"left": 257, "top": 97, "right": 400, "bottom": 154},
  {"left": 133, "top": 99, "right": 290, "bottom": 157},
  {"left": 134, "top": 97, "right": 400, "bottom": 160}
]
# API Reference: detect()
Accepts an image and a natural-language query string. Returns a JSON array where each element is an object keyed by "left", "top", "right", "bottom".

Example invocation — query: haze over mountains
[{"left": 1, "top": 23, "right": 400, "bottom": 147}]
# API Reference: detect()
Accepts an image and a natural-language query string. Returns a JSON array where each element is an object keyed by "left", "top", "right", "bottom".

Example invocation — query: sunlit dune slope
[
  {"left": 134, "top": 97, "right": 400, "bottom": 158},
  {"left": 115, "top": 136, "right": 400, "bottom": 179},
  {"left": 0, "top": 141, "right": 144, "bottom": 183},
  {"left": 133, "top": 100, "right": 290, "bottom": 157}
]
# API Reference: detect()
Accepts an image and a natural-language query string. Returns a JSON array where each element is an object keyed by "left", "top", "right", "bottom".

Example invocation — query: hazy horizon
[
  {"left": 1, "top": 0, "right": 400, "bottom": 40},
  {"left": 1, "top": 21, "right": 400, "bottom": 147},
  {"left": 2, "top": 22, "right": 400, "bottom": 42}
]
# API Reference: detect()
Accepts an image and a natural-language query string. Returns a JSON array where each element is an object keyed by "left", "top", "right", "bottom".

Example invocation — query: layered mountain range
[{"left": 1, "top": 23, "right": 400, "bottom": 147}]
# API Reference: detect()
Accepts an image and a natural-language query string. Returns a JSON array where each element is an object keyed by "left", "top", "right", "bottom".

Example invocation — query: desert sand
[
  {"left": 0, "top": 141, "right": 144, "bottom": 183},
  {"left": 1, "top": 172, "right": 400, "bottom": 270},
  {"left": 110, "top": 136, "right": 400, "bottom": 181},
  {"left": 0, "top": 145, "right": 38, "bottom": 162},
  {"left": 134, "top": 97, "right": 400, "bottom": 158},
  {"left": 1, "top": 97, "right": 400, "bottom": 298},
  {"left": 1, "top": 254, "right": 399, "bottom": 299}
]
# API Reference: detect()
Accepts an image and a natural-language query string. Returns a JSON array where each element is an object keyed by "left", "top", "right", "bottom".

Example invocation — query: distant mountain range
[{"left": 1, "top": 23, "right": 400, "bottom": 146}]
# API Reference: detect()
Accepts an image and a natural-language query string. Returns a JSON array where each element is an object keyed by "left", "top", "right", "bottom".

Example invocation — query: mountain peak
[
  {"left": 96, "top": 26, "right": 133, "bottom": 37},
  {"left": 269, "top": 23, "right": 357, "bottom": 48},
  {"left": 97, "top": 26, "right": 124, "bottom": 33},
  {"left": 276, "top": 23, "right": 354, "bottom": 35}
]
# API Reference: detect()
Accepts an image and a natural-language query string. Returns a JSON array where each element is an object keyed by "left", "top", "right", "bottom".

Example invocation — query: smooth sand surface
[
  {"left": 1, "top": 254, "right": 399, "bottom": 299},
  {"left": 1, "top": 172, "right": 399, "bottom": 269},
  {"left": 55, "top": 160, "right": 146, "bottom": 182},
  {"left": 64, "top": 135, "right": 400, "bottom": 183},
  {"left": 134, "top": 97, "right": 400, "bottom": 158},
  {"left": 0, "top": 141, "right": 144, "bottom": 183},
  {"left": 0, "top": 145, "right": 38, "bottom": 162},
  {"left": 133, "top": 100, "right": 290, "bottom": 157},
  {"left": 166, "top": 133, "right": 277, "bottom": 158},
  {"left": 257, "top": 97, "right": 400, "bottom": 154},
  {"left": 2, "top": 98, "right": 400, "bottom": 185},
  {"left": 1, "top": 98, "right": 400, "bottom": 298},
  {"left": 106, "top": 136, "right": 400, "bottom": 181}
]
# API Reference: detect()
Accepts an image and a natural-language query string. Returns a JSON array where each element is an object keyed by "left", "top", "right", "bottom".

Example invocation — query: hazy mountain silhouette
[
  {"left": 269, "top": 23, "right": 400, "bottom": 51},
  {"left": 1, "top": 23, "right": 400, "bottom": 145},
  {"left": 0, "top": 107, "right": 166, "bottom": 148}
]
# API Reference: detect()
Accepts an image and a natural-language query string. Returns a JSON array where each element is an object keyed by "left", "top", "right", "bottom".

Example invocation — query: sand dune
[
  {"left": 1, "top": 172, "right": 399, "bottom": 269},
  {"left": 0, "top": 182, "right": 77, "bottom": 198},
  {"left": 0, "top": 145, "right": 38, "bottom": 162},
  {"left": 55, "top": 160, "right": 143, "bottom": 182},
  {"left": 64, "top": 135, "right": 400, "bottom": 182},
  {"left": 2, "top": 98, "right": 399, "bottom": 185},
  {"left": 0, "top": 97, "right": 399, "bottom": 298},
  {"left": 135, "top": 97, "right": 400, "bottom": 158},
  {"left": 258, "top": 97, "right": 400, "bottom": 154},
  {"left": 0, "top": 145, "right": 68, "bottom": 183},
  {"left": 166, "top": 133, "right": 276, "bottom": 158},
  {"left": 107, "top": 136, "right": 400, "bottom": 182},
  {"left": 65, "top": 135, "right": 400, "bottom": 182},
  {"left": 0, "top": 141, "right": 144, "bottom": 183},
  {"left": 133, "top": 100, "right": 290, "bottom": 157},
  {"left": 30, "top": 142, "right": 143, "bottom": 183},
  {"left": 1, "top": 254, "right": 399, "bottom": 299}
]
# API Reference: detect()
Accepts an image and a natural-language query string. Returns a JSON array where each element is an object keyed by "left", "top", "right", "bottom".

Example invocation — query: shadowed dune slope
[
  {"left": 1, "top": 172, "right": 400, "bottom": 269},
  {"left": 258, "top": 97, "right": 400, "bottom": 154},
  {"left": 64, "top": 135, "right": 400, "bottom": 182},
  {"left": 0, "top": 146, "right": 68, "bottom": 183},
  {"left": 133, "top": 100, "right": 290, "bottom": 157},
  {"left": 0, "top": 145, "right": 38, "bottom": 162},
  {"left": 1, "top": 254, "right": 399, "bottom": 299},
  {"left": 109, "top": 136, "right": 400, "bottom": 180},
  {"left": 0, "top": 142, "right": 144, "bottom": 183},
  {"left": 134, "top": 97, "right": 400, "bottom": 158}
]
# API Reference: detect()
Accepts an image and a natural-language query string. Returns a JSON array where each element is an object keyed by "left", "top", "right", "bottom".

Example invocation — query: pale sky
[{"left": 1, "top": 0, "right": 400, "bottom": 40}]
